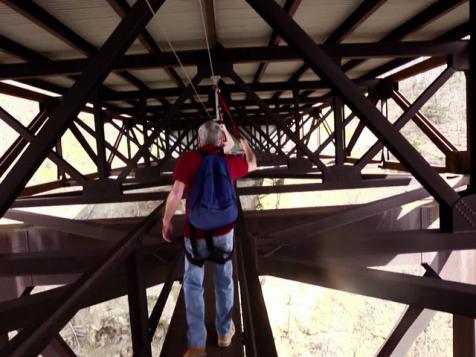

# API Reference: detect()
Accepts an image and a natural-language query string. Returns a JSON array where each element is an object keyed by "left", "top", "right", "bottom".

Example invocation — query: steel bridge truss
[{"left": 0, "top": 0, "right": 474, "bottom": 356}]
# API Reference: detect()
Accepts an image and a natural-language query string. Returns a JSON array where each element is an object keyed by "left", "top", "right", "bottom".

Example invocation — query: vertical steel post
[
  {"left": 127, "top": 246, "right": 152, "bottom": 357},
  {"left": 293, "top": 88, "right": 302, "bottom": 157},
  {"left": 55, "top": 139, "right": 64, "bottom": 181},
  {"left": 333, "top": 95, "right": 345, "bottom": 165},
  {"left": 454, "top": 314, "right": 476, "bottom": 357},
  {"left": 93, "top": 94, "right": 109, "bottom": 179}
]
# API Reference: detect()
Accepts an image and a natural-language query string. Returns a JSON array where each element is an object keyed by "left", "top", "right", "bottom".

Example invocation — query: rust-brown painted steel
[{"left": 0, "top": 0, "right": 473, "bottom": 356}]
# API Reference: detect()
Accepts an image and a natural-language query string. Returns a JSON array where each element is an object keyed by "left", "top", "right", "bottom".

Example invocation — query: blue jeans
[{"left": 183, "top": 230, "right": 234, "bottom": 348}]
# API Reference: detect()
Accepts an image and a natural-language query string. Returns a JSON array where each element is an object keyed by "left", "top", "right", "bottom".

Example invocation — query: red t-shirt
[{"left": 173, "top": 145, "right": 248, "bottom": 238}]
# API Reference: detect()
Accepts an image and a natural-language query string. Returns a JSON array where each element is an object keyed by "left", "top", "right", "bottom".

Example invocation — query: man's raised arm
[
  {"left": 239, "top": 139, "right": 257, "bottom": 172},
  {"left": 220, "top": 123, "right": 235, "bottom": 154}
]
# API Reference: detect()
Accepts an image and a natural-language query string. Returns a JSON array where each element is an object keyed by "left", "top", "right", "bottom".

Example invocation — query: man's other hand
[
  {"left": 221, "top": 123, "right": 235, "bottom": 153},
  {"left": 162, "top": 219, "right": 173, "bottom": 243},
  {"left": 239, "top": 138, "right": 257, "bottom": 172}
]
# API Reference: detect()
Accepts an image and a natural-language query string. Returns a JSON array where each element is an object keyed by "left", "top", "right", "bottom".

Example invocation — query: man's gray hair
[{"left": 198, "top": 120, "right": 222, "bottom": 146}]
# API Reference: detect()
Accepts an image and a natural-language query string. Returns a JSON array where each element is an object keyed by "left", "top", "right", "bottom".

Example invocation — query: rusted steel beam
[
  {"left": 0, "top": 260, "right": 174, "bottom": 335},
  {"left": 0, "top": 106, "right": 87, "bottom": 184},
  {"left": 94, "top": 95, "right": 109, "bottom": 179},
  {"left": 69, "top": 123, "right": 98, "bottom": 167},
  {"left": 158, "top": 289, "right": 187, "bottom": 356},
  {"left": 0, "top": 251, "right": 105, "bottom": 276},
  {"left": 345, "top": 120, "right": 365, "bottom": 156},
  {"left": 123, "top": 96, "right": 322, "bottom": 115},
  {"left": 246, "top": 0, "right": 461, "bottom": 207},
  {"left": 41, "top": 335, "right": 77, "bottom": 357},
  {"left": 288, "top": 109, "right": 333, "bottom": 155},
  {"left": 341, "top": 0, "right": 466, "bottom": 75},
  {"left": 388, "top": 57, "right": 450, "bottom": 83},
  {"left": 0, "top": 34, "right": 68, "bottom": 96},
  {"left": 344, "top": 92, "right": 381, "bottom": 157},
  {"left": 235, "top": 200, "right": 277, "bottom": 357},
  {"left": 260, "top": 176, "right": 466, "bottom": 247},
  {"left": 126, "top": 246, "right": 152, "bottom": 357},
  {"left": 372, "top": 259, "right": 444, "bottom": 357},
  {"left": 392, "top": 91, "right": 457, "bottom": 155},
  {"left": 333, "top": 95, "right": 345, "bottom": 165},
  {"left": 328, "top": 0, "right": 388, "bottom": 43},
  {"left": 298, "top": 5, "right": 468, "bottom": 107},
  {"left": 376, "top": 267, "right": 441, "bottom": 357},
  {"left": 314, "top": 113, "right": 353, "bottom": 155},
  {"left": 0, "top": 103, "right": 51, "bottom": 177},
  {"left": 260, "top": 256, "right": 476, "bottom": 318},
  {"left": 0, "top": 41, "right": 467, "bottom": 81},
  {"left": 3, "top": 209, "right": 129, "bottom": 243},
  {"left": 302, "top": 116, "right": 318, "bottom": 146},
  {"left": 0, "top": 0, "right": 167, "bottom": 220},
  {"left": 115, "top": 72, "right": 204, "bottom": 182},
  {"left": 3, "top": 0, "right": 153, "bottom": 93},
  {"left": 274, "top": 0, "right": 387, "bottom": 99},
  {"left": 106, "top": 0, "right": 185, "bottom": 87},
  {"left": 19, "top": 180, "right": 65, "bottom": 197},
  {"left": 229, "top": 70, "right": 329, "bottom": 174},
  {"left": 0, "top": 81, "right": 51, "bottom": 103},
  {"left": 10, "top": 175, "right": 416, "bottom": 208},
  {"left": 355, "top": 66, "right": 455, "bottom": 170},
  {"left": 0, "top": 242, "right": 177, "bottom": 277},
  {"left": 75, "top": 119, "right": 130, "bottom": 165},
  {"left": 253, "top": 0, "right": 303, "bottom": 83},
  {"left": 200, "top": 0, "right": 217, "bottom": 47},
  {"left": 241, "top": 118, "right": 288, "bottom": 159},
  {"left": 453, "top": 314, "right": 476, "bottom": 357},
  {"left": 55, "top": 137, "right": 65, "bottom": 181},
  {"left": 0, "top": 198, "right": 165, "bottom": 356},
  {"left": 359, "top": 22, "right": 470, "bottom": 82},
  {"left": 0, "top": 21, "right": 130, "bottom": 109},
  {"left": 380, "top": 160, "right": 447, "bottom": 173},
  {"left": 104, "top": 78, "right": 376, "bottom": 102},
  {"left": 292, "top": 88, "right": 303, "bottom": 157},
  {"left": 168, "top": 130, "right": 190, "bottom": 154},
  {"left": 148, "top": 255, "right": 182, "bottom": 340},
  {"left": 265, "top": 230, "right": 476, "bottom": 259},
  {"left": 0, "top": 81, "right": 122, "bottom": 119},
  {"left": 0, "top": 34, "right": 45, "bottom": 61},
  {"left": 107, "top": 123, "right": 126, "bottom": 165}
]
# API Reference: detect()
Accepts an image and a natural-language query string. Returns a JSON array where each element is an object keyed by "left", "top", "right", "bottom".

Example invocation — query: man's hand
[
  {"left": 162, "top": 219, "right": 173, "bottom": 243},
  {"left": 162, "top": 180, "right": 184, "bottom": 243},
  {"left": 239, "top": 138, "right": 257, "bottom": 172},
  {"left": 239, "top": 138, "right": 250, "bottom": 150},
  {"left": 221, "top": 123, "right": 235, "bottom": 154}
]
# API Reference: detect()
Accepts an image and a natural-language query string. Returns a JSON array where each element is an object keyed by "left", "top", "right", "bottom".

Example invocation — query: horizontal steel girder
[
  {"left": 260, "top": 256, "right": 476, "bottom": 318},
  {"left": 0, "top": 41, "right": 466, "bottom": 81}
]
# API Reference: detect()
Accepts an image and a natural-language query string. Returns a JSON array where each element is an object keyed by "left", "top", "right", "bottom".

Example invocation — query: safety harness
[{"left": 185, "top": 223, "right": 234, "bottom": 267}]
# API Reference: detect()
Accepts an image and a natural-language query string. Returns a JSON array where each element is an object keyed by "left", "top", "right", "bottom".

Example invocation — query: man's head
[{"left": 198, "top": 120, "right": 222, "bottom": 147}]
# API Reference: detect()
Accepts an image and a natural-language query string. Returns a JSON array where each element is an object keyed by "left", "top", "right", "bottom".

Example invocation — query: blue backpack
[{"left": 187, "top": 150, "right": 238, "bottom": 231}]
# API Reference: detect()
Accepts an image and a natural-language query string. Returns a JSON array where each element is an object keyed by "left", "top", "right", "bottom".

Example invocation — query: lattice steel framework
[{"left": 0, "top": 0, "right": 474, "bottom": 356}]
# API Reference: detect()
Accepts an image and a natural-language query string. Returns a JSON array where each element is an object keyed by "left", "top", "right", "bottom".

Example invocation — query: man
[{"left": 162, "top": 120, "right": 256, "bottom": 357}]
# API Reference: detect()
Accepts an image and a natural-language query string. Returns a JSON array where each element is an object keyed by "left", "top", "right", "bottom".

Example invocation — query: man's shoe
[
  {"left": 217, "top": 321, "right": 235, "bottom": 348},
  {"left": 183, "top": 347, "right": 206, "bottom": 357}
]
